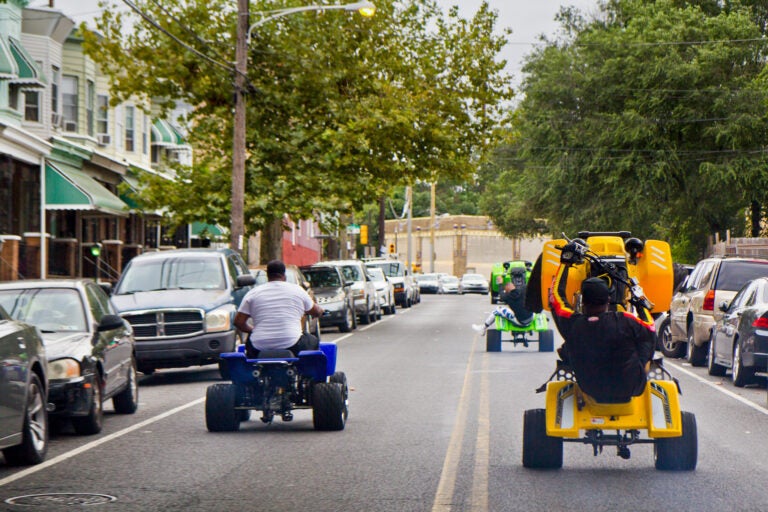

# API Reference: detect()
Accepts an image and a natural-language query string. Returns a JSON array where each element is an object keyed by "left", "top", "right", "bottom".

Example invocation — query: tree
[
  {"left": 84, "top": 0, "right": 512, "bottom": 261},
  {"left": 480, "top": 0, "right": 768, "bottom": 261}
]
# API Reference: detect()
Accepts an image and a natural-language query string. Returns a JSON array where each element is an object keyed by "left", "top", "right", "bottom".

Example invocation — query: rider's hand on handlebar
[{"left": 560, "top": 241, "right": 585, "bottom": 264}]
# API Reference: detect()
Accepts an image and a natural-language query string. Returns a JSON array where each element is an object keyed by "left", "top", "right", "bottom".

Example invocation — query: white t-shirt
[{"left": 238, "top": 280, "right": 314, "bottom": 350}]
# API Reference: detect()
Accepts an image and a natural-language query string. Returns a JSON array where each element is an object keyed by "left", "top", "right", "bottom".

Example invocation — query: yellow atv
[{"left": 522, "top": 232, "right": 697, "bottom": 470}]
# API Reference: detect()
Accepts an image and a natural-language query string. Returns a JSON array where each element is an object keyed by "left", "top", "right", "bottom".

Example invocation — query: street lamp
[{"left": 230, "top": 1, "right": 376, "bottom": 256}]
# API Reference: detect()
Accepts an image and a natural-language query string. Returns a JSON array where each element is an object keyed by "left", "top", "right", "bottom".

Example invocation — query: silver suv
[
  {"left": 324, "top": 260, "right": 379, "bottom": 324},
  {"left": 667, "top": 257, "right": 768, "bottom": 366}
]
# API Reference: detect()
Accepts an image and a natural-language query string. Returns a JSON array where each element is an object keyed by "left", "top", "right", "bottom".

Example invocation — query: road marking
[
  {"left": 431, "top": 333, "right": 478, "bottom": 512},
  {"left": 471, "top": 352, "right": 490, "bottom": 511},
  {"left": 665, "top": 361, "right": 768, "bottom": 415},
  {"left": 0, "top": 397, "right": 205, "bottom": 488}
]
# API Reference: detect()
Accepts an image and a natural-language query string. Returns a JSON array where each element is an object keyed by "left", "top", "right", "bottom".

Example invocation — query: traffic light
[
  {"left": 89, "top": 243, "right": 102, "bottom": 258},
  {"left": 360, "top": 224, "right": 368, "bottom": 245},
  {"left": 389, "top": 243, "right": 395, "bottom": 254}
]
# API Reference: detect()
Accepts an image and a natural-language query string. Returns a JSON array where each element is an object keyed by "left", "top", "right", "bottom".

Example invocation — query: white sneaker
[{"left": 472, "top": 324, "right": 487, "bottom": 335}]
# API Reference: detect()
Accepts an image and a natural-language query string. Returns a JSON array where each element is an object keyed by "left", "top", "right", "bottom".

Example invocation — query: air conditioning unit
[
  {"left": 97, "top": 134, "right": 111, "bottom": 146},
  {"left": 63, "top": 121, "right": 77, "bottom": 132},
  {"left": 50, "top": 112, "right": 63, "bottom": 128}
]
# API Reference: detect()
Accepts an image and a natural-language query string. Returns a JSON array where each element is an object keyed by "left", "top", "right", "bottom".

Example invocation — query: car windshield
[
  {"left": 304, "top": 269, "right": 341, "bottom": 288},
  {"left": 367, "top": 262, "right": 403, "bottom": 278},
  {"left": 116, "top": 256, "right": 226, "bottom": 293},
  {"left": 339, "top": 265, "right": 364, "bottom": 282},
  {"left": 441, "top": 276, "right": 459, "bottom": 283},
  {"left": 0, "top": 288, "right": 87, "bottom": 332},
  {"left": 463, "top": 274, "right": 485, "bottom": 281},
  {"left": 367, "top": 268, "right": 385, "bottom": 282},
  {"left": 715, "top": 261, "right": 768, "bottom": 292},
  {"left": 420, "top": 274, "right": 439, "bottom": 282}
]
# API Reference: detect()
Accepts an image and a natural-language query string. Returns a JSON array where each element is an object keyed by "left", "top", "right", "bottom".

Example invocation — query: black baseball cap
[
  {"left": 581, "top": 277, "right": 609, "bottom": 305},
  {"left": 266, "top": 260, "right": 286, "bottom": 278}
]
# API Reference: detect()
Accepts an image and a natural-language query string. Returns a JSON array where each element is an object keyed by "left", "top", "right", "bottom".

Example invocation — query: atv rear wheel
[
  {"left": 312, "top": 382, "right": 346, "bottom": 431},
  {"left": 205, "top": 383, "right": 240, "bottom": 432},
  {"left": 522, "top": 408, "right": 562, "bottom": 469},
  {"left": 654, "top": 411, "right": 697, "bottom": 470}
]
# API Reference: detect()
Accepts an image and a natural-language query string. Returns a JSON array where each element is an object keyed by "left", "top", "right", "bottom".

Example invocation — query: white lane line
[
  {"left": 471, "top": 352, "right": 490, "bottom": 512},
  {"left": 0, "top": 397, "right": 205, "bottom": 488},
  {"left": 431, "top": 332, "right": 478, "bottom": 512},
  {"left": 665, "top": 361, "right": 768, "bottom": 416}
]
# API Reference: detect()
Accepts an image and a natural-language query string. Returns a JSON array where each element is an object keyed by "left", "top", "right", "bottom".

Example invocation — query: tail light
[
  {"left": 702, "top": 290, "right": 715, "bottom": 311},
  {"left": 752, "top": 317, "right": 768, "bottom": 329}
]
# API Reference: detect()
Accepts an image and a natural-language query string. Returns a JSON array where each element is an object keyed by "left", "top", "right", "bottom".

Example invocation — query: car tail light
[
  {"left": 702, "top": 290, "right": 715, "bottom": 311},
  {"left": 752, "top": 317, "right": 768, "bottom": 329}
]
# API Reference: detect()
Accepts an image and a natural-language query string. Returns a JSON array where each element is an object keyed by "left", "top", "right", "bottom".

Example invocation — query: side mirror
[
  {"left": 97, "top": 314, "right": 126, "bottom": 332},
  {"left": 718, "top": 301, "right": 730, "bottom": 312},
  {"left": 237, "top": 274, "right": 256, "bottom": 288},
  {"left": 98, "top": 282, "right": 113, "bottom": 296}
]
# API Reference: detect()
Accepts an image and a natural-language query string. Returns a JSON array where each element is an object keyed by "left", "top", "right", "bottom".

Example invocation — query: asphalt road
[{"left": 0, "top": 293, "right": 766, "bottom": 511}]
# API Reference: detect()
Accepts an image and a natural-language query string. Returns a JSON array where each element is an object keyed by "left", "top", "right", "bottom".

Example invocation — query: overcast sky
[{"left": 37, "top": 0, "right": 599, "bottom": 87}]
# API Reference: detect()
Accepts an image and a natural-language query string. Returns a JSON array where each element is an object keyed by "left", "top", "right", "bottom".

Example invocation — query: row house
[{"left": 0, "top": 0, "right": 196, "bottom": 283}]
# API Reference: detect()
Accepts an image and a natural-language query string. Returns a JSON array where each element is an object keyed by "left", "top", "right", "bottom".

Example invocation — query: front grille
[{"left": 122, "top": 309, "right": 205, "bottom": 340}]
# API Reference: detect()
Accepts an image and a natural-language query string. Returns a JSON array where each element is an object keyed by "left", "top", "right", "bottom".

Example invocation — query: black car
[
  {"left": 301, "top": 265, "right": 356, "bottom": 332},
  {"left": 111, "top": 248, "right": 255, "bottom": 377},
  {"left": 0, "top": 305, "right": 48, "bottom": 465},
  {"left": 0, "top": 279, "right": 138, "bottom": 435},
  {"left": 708, "top": 276, "right": 768, "bottom": 387}
]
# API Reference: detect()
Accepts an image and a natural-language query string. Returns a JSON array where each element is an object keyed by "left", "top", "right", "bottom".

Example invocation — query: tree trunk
[
  {"left": 751, "top": 200, "right": 761, "bottom": 237},
  {"left": 259, "top": 217, "right": 284, "bottom": 263}
]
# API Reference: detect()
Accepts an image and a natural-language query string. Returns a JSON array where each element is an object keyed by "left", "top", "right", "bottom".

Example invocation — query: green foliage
[
  {"left": 83, "top": 0, "right": 512, "bottom": 237},
  {"left": 480, "top": 0, "right": 768, "bottom": 261}
]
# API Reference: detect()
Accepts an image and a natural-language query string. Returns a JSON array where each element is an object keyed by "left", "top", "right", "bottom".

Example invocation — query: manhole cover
[{"left": 5, "top": 493, "right": 117, "bottom": 506}]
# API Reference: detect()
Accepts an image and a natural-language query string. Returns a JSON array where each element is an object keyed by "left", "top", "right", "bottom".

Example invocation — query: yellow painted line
[
  {"left": 431, "top": 332, "right": 478, "bottom": 512},
  {"left": 471, "top": 352, "right": 490, "bottom": 511}
]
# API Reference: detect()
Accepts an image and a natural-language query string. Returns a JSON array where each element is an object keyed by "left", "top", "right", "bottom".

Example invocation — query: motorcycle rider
[
  {"left": 472, "top": 267, "right": 534, "bottom": 335},
  {"left": 549, "top": 242, "right": 655, "bottom": 403},
  {"left": 235, "top": 259, "right": 324, "bottom": 358}
]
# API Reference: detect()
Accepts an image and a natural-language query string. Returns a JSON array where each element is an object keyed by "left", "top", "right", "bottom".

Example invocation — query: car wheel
[
  {"left": 686, "top": 324, "right": 707, "bottom": 367},
  {"left": 2, "top": 373, "right": 48, "bottom": 466},
  {"left": 113, "top": 359, "right": 139, "bottom": 414},
  {"left": 205, "top": 383, "right": 240, "bottom": 432},
  {"left": 339, "top": 306, "right": 353, "bottom": 333},
  {"left": 707, "top": 334, "right": 727, "bottom": 377},
  {"left": 654, "top": 411, "right": 697, "bottom": 471},
  {"left": 72, "top": 377, "right": 104, "bottom": 435},
  {"left": 659, "top": 317, "right": 685, "bottom": 359},
  {"left": 359, "top": 302, "right": 371, "bottom": 325},
  {"left": 137, "top": 364, "right": 155, "bottom": 376},
  {"left": 522, "top": 409, "right": 562, "bottom": 469},
  {"left": 732, "top": 339, "right": 756, "bottom": 387}
]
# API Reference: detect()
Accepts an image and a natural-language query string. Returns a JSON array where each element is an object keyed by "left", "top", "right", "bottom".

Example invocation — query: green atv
[{"left": 489, "top": 260, "right": 532, "bottom": 304}]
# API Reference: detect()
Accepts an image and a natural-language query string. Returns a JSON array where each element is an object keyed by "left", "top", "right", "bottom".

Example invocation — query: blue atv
[{"left": 205, "top": 343, "right": 348, "bottom": 432}]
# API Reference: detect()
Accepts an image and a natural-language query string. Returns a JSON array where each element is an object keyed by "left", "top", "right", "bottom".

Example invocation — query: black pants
[{"left": 246, "top": 332, "right": 319, "bottom": 359}]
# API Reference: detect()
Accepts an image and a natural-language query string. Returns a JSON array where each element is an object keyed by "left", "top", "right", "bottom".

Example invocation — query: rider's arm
[
  {"left": 307, "top": 303, "right": 324, "bottom": 318},
  {"left": 234, "top": 312, "right": 253, "bottom": 334}
]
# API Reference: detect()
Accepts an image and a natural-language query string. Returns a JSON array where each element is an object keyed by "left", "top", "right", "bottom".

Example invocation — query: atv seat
[
  {"left": 255, "top": 349, "right": 295, "bottom": 359},
  {"left": 582, "top": 392, "right": 635, "bottom": 416}
]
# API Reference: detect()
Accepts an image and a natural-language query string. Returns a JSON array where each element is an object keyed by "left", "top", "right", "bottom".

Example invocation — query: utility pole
[
  {"left": 406, "top": 185, "right": 412, "bottom": 274},
  {"left": 231, "top": 0, "right": 249, "bottom": 256},
  {"left": 429, "top": 182, "right": 435, "bottom": 272}
]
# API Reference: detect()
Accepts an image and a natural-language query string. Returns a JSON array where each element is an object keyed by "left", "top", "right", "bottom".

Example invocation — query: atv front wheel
[{"left": 312, "top": 382, "right": 346, "bottom": 431}]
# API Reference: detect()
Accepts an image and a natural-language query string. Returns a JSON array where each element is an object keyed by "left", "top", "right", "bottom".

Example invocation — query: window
[
  {"left": 125, "top": 106, "right": 135, "bottom": 151},
  {"left": 96, "top": 94, "right": 108, "bottom": 134},
  {"left": 142, "top": 114, "right": 148, "bottom": 154},
  {"left": 86, "top": 80, "right": 95, "bottom": 136},
  {"left": 24, "top": 91, "right": 40, "bottom": 122},
  {"left": 62, "top": 75, "right": 78, "bottom": 130},
  {"left": 51, "top": 66, "right": 59, "bottom": 113}
]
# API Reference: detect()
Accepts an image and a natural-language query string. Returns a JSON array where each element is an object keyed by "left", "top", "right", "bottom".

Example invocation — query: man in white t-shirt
[{"left": 234, "top": 260, "right": 324, "bottom": 357}]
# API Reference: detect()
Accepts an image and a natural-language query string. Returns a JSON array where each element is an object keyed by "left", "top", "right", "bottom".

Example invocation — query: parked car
[
  {"left": 417, "top": 273, "right": 440, "bottom": 294},
  {"left": 111, "top": 248, "right": 255, "bottom": 377},
  {"left": 667, "top": 257, "right": 768, "bottom": 366},
  {"left": 438, "top": 275, "right": 460, "bottom": 294},
  {"left": 365, "top": 259, "right": 417, "bottom": 308},
  {"left": 0, "top": 305, "right": 48, "bottom": 465},
  {"left": 301, "top": 265, "right": 356, "bottom": 332},
  {"left": 367, "top": 266, "right": 396, "bottom": 315},
  {"left": 250, "top": 264, "right": 321, "bottom": 339},
  {"left": 324, "top": 260, "right": 379, "bottom": 324},
  {"left": 459, "top": 273, "right": 490, "bottom": 295},
  {"left": 708, "top": 276, "right": 768, "bottom": 387},
  {"left": 0, "top": 279, "right": 138, "bottom": 435}
]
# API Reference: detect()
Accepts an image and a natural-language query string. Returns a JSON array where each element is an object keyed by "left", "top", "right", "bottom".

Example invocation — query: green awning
[
  {"left": 8, "top": 37, "right": 45, "bottom": 87},
  {"left": 191, "top": 221, "right": 224, "bottom": 238},
  {"left": 151, "top": 119, "right": 186, "bottom": 147},
  {"left": 46, "top": 162, "right": 129, "bottom": 217},
  {"left": 0, "top": 38, "right": 15, "bottom": 79}
]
